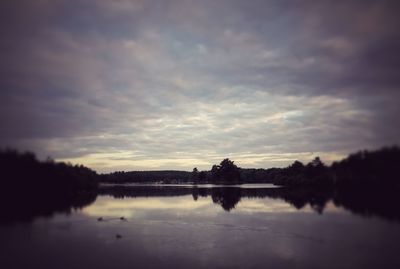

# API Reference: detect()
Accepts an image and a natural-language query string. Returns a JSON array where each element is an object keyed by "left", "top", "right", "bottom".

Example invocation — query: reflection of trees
[
  {"left": 211, "top": 188, "right": 242, "bottom": 211},
  {"left": 99, "top": 185, "right": 400, "bottom": 221},
  {"left": 100, "top": 186, "right": 329, "bottom": 213},
  {"left": 0, "top": 191, "right": 97, "bottom": 224},
  {"left": 263, "top": 187, "right": 332, "bottom": 214},
  {"left": 333, "top": 186, "right": 400, "bottom": 222},
  {"left": 6, "top": 184, "right": 399, "bottom": 224}
]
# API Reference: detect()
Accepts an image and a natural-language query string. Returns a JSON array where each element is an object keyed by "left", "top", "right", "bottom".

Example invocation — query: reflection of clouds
[
  {"left": 236, "top": 199, "right": 305, "bottom": 214},
  {"left": 83, "top": 195, "right": 347, "bottom": 219},
  {"left": 236, "top": 199, "right": 346, "bottom": 215},
  {"left": 323, "top": 201, "right": 348, "bottom": 213},
  {"left": 83, "top": 196, "right": 215, "bottom": 218}
]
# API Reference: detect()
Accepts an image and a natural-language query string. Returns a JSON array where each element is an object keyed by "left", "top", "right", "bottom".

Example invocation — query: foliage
[
  {"left": 0, "top": 149, "right": 99, "bottom": 196},
  {"left": 210, "top": 158, "right": 241, "bottom": 183},
  {"left": 331, "top": 146, "right": 400, "bottom": 187},
  {"left": 0, "top": 149, "right": 99, "bottom": 223},
  {"left": 100, "top": 170, "right": 192, "bottom": 183}
]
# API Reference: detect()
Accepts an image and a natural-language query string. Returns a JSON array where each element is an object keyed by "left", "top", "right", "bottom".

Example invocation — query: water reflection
[
  {"left": 2, "top": 185, "right": 400, "bottom": 269},
  {"left": 98, "top": 185, "right": 330, "bottom": 213},
  {"left": 98, "top": 185, "right": 400, "bottom": 222},
  {"left": 83, "top": 196, "right": 213, "bottom": 218},
  {"left": 0, "top": 191, "right": 97, "bottom": 224},
  {"left": 1, "top": 184, "right": 400, "bottom": 225}
]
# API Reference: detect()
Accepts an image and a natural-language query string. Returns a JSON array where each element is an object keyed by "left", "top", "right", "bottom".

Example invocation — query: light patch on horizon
[{"left": 59, "top": 150, "right": 347, "bottom": 173}]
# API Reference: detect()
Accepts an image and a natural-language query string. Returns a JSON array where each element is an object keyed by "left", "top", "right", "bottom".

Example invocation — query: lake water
[{"left": 1, "top": 184, "right": 400, "bottom": 269}]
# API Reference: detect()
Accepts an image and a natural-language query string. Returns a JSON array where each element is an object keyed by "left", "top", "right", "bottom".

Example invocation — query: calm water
[{"left": 1, "top": 185, "right": 400, "bottom": 269}]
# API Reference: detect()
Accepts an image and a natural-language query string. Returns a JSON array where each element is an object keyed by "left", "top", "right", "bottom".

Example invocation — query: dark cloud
[{"left": 0, "top": 0, "right": 399, "bottom": 171}]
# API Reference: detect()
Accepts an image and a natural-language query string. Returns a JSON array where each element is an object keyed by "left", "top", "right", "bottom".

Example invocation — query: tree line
[
  {"left": 101, "top": 146, "right": 400, "bottom": 188},
  {"left": 0, "top": 149, "right": 99, "bottom": 194},
  {"left": 0, "top": 149, "right": 99, "bottom": 224},
  {"left": 4, "top": 146, "right": 398, "bottom": 189},
  {"left": 1, "top": 146, "right": 399, "bottom": 223}
]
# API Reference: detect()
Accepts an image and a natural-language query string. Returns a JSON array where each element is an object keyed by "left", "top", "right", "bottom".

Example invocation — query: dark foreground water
[{"left": 1, "top": 184, "right": 400, "bottom": 269}]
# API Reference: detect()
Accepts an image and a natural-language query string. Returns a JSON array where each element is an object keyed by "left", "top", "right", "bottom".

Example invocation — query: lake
[{"left": 1, "top": 184, "right": 400, "bottom": 269}]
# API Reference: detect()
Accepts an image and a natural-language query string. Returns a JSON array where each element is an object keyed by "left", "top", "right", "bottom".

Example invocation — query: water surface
[{"left": 1, "top": 185, "right": 400, "bottom": 269}]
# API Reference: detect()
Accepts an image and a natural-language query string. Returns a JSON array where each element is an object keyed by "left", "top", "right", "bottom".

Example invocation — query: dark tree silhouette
[
  {"left": 198, "top": 171, "right": 207, "bottom": 182},
  {"left": 210, "top": 158, "right": 241, "bottom": 184},
  {"left": 332, "top": 146, "right": 400, "bottom": 187},
  {"left": 191, "top": 167, "right": 199, "bottom": 183},
  {"left": 0, "top": 149, "right": 99, "bottom": 224},
  {"left": 100, "top": 170, "right": 191, "bottom": 183}
]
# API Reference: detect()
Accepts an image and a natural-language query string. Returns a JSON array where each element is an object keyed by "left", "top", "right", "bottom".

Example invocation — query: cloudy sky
[{"left": 1, "top": 0, "right": 399, "bottom": 172}]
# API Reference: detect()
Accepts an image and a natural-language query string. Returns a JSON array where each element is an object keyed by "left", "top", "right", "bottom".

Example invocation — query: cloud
[{"left": 1, "top": 0, "right": 399, "bottom": 172}]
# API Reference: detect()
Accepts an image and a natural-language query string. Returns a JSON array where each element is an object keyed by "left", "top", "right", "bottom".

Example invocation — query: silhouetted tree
[
  {"left": 191, "top": 167, "right": 199, "bottom": 183},
  {"left": 309, "top": 157, "right": 324, "bottom": 168},
  {"left": 100, "top": 170, "right": 192, "bottom": 183},
  {"left": 291, "top": 160, "right": 305, "bottom": 171},
  {"left": 210, "top": 159, "right": 241, "bottom": 183},
  {"left": 198, "top": 171, "right": 207, "bottom": 182},
  {"left": 211, "top": 164, "right": 219, "bottom": 179},
  {"left": 0, "top": 149, "right": 99, "bottom": 223},
  {"left": 332, "top": 146, "right": 400, "bottom": 187}
]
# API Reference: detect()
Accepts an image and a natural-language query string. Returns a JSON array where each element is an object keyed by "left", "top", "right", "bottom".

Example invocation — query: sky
[{"left": 1, "top": 0, "right": 400, "bottom": 172}]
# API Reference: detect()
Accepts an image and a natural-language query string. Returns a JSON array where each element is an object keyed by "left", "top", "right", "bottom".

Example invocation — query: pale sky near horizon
[{"left": 1, "top": 0, "right": 400, "bottom": 172}]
